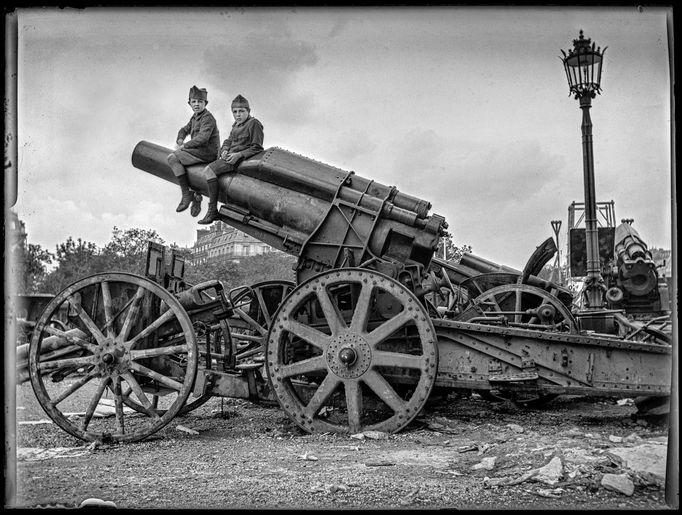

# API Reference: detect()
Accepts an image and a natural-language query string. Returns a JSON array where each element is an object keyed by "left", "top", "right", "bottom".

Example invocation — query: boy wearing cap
[
  {"left": 167, "top": 86, "right": 220, "bottom": 215},
  {"left": 197, "top": 94, "right": 264, "bottom": 224}
]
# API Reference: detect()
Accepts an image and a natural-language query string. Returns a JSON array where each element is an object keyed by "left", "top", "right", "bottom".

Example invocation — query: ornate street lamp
[{"left": 560, "top": 30, "right": 607, "bottom": 309}]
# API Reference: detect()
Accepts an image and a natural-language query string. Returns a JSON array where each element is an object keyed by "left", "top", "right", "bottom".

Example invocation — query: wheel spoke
[
  {"left": 282, "top": 319, "right": 331, "bottom": 351},
  {"left": 49, "top": 370, "right": 99, "bottom": 406},
  {"left": 514, "top": 290, "right": 523, "bottom": 324},
  {"left": 303, "top": 373, "right": 341, "bottom": 418},
  {"left": 121, "top": 372, "right": 161, "bottom": 419},
  {"left": 350, "top": 282, "right": 373, "bottom": 332},
  {"left": 316, "top": 287, "right": 346, "bottom": 334},
  {"left": 344, "top": 380, "right": 363, "bottom": 433},
  {"left": 81, "top": 377, "right": 111, "bottom": 431},
  {"left": 254, "top": 288, "right": 272, "bottom": 327},
  {"left": 233, "top": 307, "right": 267, "bottom": 336},
  {"left": 40, "top": 326, "right": 97, "bottom": 352},
  {"left": 125, "top": 309, "right": 176, "bottom": 349},
  {"left": 99, "top": 281, "right": 115, "bottom": 338},
  {"left": 113, "top": 376, "right": 125, "bottom": 434},
  {"left": 67, "top": 295, "right": 107, "bottom": 345},
  {"left": 37, "top": 354, "right": 97, "bottom": 372},
  {"left": 129, "top": 344, "right": 189, "bottom": 360},
  {"left": 119, "top": 286, "right": 146, "bottom": 342},
  {"left": 279, "top": 356, "right": 327, "bottom": 378},
  {"left": 362, "top": 369, "right": 405, "bottom": 413},
  {"left": 130, "top": 362, "right": 184, "bottom": 391},
  {"left": 372, "top": 351, "right": 424, "bottom": 369},
  {"left": 365, "top": 310, "right": 413, "bottom": 348}
]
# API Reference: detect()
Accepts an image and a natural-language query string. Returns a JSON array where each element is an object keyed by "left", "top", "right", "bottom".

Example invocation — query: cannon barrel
[
  {"left": 132, "top": 141, "right": 447, "bottom": 283},
  {"left": 613, "top": 223, "right": 657, "bottom": 296}
]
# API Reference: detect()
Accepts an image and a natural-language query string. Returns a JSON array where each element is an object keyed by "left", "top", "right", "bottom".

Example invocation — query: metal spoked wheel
[
  {"left": 468, "top": 283, "right": 579, "bottom": 333},
  {"left": 466, "top": 283, "right": 574, "bottom": 407},
  {"left": 228, "top": 280, "right": 296, "bottom": 368},
  {"left": 266, "top": 268, "right": 438, "bottom": 434},
  {"left": 28, "top": 272, "right": 198, "bottom": 443}
]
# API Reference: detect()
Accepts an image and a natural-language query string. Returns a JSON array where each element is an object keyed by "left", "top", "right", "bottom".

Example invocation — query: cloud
[{"left": 201, "top": 24, "right": 318, "bottom": 127}]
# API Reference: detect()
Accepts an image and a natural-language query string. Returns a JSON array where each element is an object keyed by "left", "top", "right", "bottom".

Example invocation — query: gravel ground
[{"left": 9, "top": 381, "right": 675, "bottom": 510}]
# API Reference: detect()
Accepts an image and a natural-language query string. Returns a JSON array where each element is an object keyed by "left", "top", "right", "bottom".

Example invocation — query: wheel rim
[
  {"left": 266, "top": 268, "right": 437, "bottom": 434},
  {"left": 470, "top": 283, "right": 578, "bottom": 333},
  {"left": 28, "top": 272, "right": 197, "bottom": 443}
]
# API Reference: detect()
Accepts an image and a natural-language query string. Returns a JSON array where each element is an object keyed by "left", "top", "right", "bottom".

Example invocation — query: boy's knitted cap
[
  {"left": 188, "top": 86, "right": 208, "bottom": 102},
  {"left": 231, "top": 94, "right": 250, "bottom": 110}
]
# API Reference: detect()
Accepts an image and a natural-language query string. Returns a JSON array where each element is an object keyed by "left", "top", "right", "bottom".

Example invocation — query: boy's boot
[
  {"left": 198, "top": 178, "right": 219, "bottom": 224},
  {"left": 190, "top": 193, "right": 202, "bottom": 217},
  {"left": 176, "top": 174, "right": 194, "bottom": 212}
]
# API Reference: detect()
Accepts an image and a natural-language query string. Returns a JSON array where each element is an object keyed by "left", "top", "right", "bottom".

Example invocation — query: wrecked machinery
[{"left": 26, "top": 141, "right": 673, "bottom": 443}]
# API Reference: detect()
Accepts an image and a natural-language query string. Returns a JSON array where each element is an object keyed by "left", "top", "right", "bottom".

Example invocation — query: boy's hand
[
  {"left": 220, "top": 150, "right": 229, "bottom": 160},
  {"left": 175, "top": 139, "right": 184, "bottom": 150},
  {"left": 225, "top": 153, "right": 241, "bottom": 164}
]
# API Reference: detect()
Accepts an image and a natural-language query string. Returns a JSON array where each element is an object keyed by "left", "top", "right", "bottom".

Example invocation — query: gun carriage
[{"left": 27, "top": 141, "right": 673, "bottom": 443}]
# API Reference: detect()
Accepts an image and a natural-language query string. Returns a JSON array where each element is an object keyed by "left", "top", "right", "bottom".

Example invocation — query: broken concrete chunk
[
  {"left": 533, "top": 456, "right": 563, "bottom": 485},
  {"left": 601, "top": 473, "right": 635, "bottom": 496},
  {"left": 608, "top": 435, "right": 623, "bottom": 443},
  {"left": 507, "top": 423, "right": 524, "bottom": 433},
  {"left": 176, "top": 425, "right": 199, "bottom": 435},
  {"left": 472, "top": 456, "right": 497, "bottom": 471},
  {"left": 363, "top": 430, "right": 389, "bottom": 440}
]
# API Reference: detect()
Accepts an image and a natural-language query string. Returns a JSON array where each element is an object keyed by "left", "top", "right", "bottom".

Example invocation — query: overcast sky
[{"left": 11, "top": 6, "right": 673, "bottom": 270}]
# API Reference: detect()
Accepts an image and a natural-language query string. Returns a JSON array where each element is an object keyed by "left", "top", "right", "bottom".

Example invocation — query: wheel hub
[
  {"left": 327, "top": 332, "right": 371, "bottom": 379},
  {"left": 95, "top": 338, "right": 129, "bottom": 374}
]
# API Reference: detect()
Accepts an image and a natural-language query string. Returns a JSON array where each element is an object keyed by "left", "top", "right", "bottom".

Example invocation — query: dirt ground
[{"left": 9, "top": 381, "right": 675, "bottom": 510}]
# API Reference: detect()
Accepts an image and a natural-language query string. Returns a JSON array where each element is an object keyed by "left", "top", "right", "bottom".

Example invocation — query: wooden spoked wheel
[
  {"left": 28, "top": 272, "right": 198, "bottom": 443},
  {"left": 469, "top": 283, "right": 579, "bottom": 333},
  {"left": 266, "top": 268, "right": 438, "bottom": 434}
]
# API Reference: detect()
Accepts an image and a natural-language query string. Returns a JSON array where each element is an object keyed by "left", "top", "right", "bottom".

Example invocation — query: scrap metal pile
[{"left": 23, "top": 142, "right": 673, "bottom": 443}]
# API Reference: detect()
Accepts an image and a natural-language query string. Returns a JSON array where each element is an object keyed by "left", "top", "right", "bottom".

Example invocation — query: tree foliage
[
  {"left": 436, "top": 234, "right": 472, "bottom": 263},
  {"left": 183, "top": 252, "right": 296, "bottom": 291},
  {"left": 13, "top": 242, "right": 53, "bottom": 294}
]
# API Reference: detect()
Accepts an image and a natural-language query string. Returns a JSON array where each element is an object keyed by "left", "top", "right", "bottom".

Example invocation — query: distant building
[
  {"left": 190, "top": 221, "right": 279, "bottom": 265},
  {"left": 8, "top": 209, "right": 27, "bottom": 252}
]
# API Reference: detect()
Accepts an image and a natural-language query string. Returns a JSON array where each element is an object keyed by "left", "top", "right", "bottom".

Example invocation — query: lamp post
[{"left": 561, "top": 30, "right": 607, "bottom": 309}]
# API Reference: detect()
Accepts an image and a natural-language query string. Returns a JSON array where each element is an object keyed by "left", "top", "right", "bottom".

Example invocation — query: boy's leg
[
  {"left": 197, "top": 160, "right": 235, "bottom": 224},
  {"left": 168, "top": 150, "right": 206, "bottom": 215},
  {"left": 168, "top": 152, "right": 194, "bottom": 212}
]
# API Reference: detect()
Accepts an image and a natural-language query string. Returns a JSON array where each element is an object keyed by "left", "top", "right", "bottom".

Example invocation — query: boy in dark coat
[
  {"left": 167, "top": 86, "right": 220, "bottom": 215},
  {"left": 197, "top": 94, "right": 264, "bottom": 224}
]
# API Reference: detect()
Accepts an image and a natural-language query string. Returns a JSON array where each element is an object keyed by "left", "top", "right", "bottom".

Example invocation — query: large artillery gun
[{"left": 25, "top": 141, "right": 673, "bottom": 443}]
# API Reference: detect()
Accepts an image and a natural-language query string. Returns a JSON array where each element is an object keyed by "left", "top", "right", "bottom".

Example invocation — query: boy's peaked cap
[
  {"left": 231, "top": 94, "right": 250, "bottom": 110},
  {"left": 188, "top": 86, "right": 208, "bottom": 102}
]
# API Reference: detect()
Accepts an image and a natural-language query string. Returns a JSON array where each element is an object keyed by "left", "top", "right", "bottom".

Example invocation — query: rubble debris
[
  {"left": 363, "top": 431, "right": 389, "bottom": 440},
  {"left": 176, "top": 425, "right": 199, "bottom": 435},
  {"left": 623, "top": 433, "right": 643, "bottom": 444},
  {"left": 616, "top": 398, "right": 634, "bottom": 406},
  {"left": 601, "top": 473, "right": 635, "bottom": 496},
  {"left": 18, "top": 419, "right": 53, "bottom": 425},
  {"left": 457, "top": 445, "right": 478, "bottom": 453},
  {"left": 472, "top": 457, "right": 497, "bottom": 471},
  {"left": 507, "top": 423, "right": 524, "bottom": 433},
  {"left": 17, "top": 446, "right": 91, "bottom": 462},
  {"left": 608, "top": 435, "right": 623, "bottom": 443},
  {"left": 298, "top": 452, "right": 319, "bottom": 461},
  {"left": 608, "top": 442, "right": 667, "bottom": 486},
  {"left": 533, "top": 456, "right": 564, "bottom": 485},
  {"left": 79, "top": 498, "right": 117, "bottom": 508},
  {"left": 310, "top": 482, "right": 348, "bottom": 494},
  {"left": 532, "top": 487, "right": 565, "bottom": 498}
]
